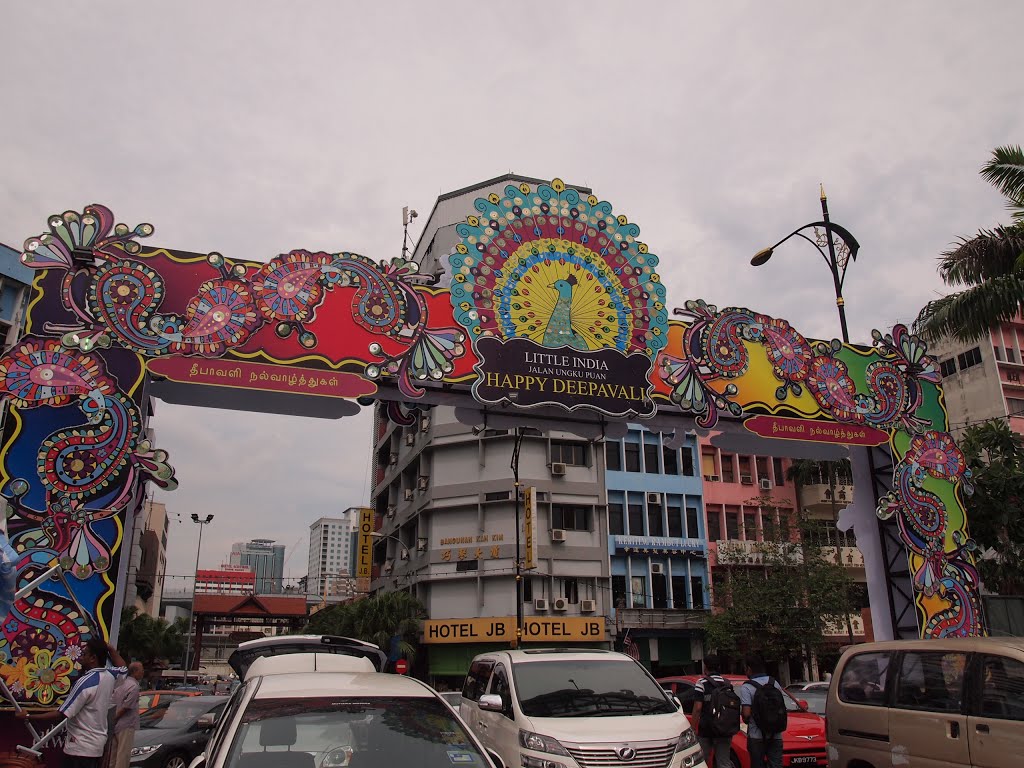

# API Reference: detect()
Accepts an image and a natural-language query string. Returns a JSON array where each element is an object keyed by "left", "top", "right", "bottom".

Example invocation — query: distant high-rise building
[
  {"left": 196, "top": 565, "right": 256, "bottom": 595},
  {"left": 307, "top": 511, "right": 360, "bottom": 596},
  {"left": 230, "top": 539, "right": 285, "bottom": 593}
]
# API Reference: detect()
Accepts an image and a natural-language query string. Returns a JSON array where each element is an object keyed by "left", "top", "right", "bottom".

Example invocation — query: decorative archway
[{"left": 0, "top": 179, "right": 981, "bottom": 707}]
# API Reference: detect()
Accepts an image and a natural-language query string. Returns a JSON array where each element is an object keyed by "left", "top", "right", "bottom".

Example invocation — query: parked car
[
  {"left": 139, "top": 690, "right": 202, "bottom": 713},
  {"left": 828, "top": 637, "right": 1024, "bottom": 768},
  {"left": 461, "top": 649, "right": 706, "bottom": 768},
  {"left": 131, "top": 695, "right": 227, "bottom": 768},
  {"left": 785, "top": 681, "right": 829, "bottom": 693},
  {"left": 188, "top": 635, "right": 498, "bottom": 768},
  {"left": 658, "top": 674, "right": 827, "bottom": 767}
]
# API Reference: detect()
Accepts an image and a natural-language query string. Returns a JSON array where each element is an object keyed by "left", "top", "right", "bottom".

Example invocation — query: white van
[
  {"left": 827, "top": 637, "right": 1024, "bottom": 768},
  {"left": 459, "top": 648, "right": 706, "bottom": 768}
]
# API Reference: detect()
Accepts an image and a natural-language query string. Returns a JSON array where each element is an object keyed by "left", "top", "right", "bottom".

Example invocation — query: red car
[{"left": 658, "top": 674, "right": 827, "bottom": 767}]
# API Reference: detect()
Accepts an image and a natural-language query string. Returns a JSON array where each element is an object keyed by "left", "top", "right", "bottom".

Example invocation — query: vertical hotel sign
[
  {"left": 356, "top": 507, "right": 374, "bottom": 578},
  {"left": 523, "top": 487, "right": 537, "bottom": 570}
]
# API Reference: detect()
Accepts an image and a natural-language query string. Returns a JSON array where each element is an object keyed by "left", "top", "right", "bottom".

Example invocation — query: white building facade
[{"left": 307, "top": 511, "right": 359, "bottom": 596}]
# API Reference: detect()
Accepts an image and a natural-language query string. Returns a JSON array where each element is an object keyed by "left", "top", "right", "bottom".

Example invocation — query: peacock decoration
[{"left": 449, "top": 179, "right": 669, "bottom": 357}]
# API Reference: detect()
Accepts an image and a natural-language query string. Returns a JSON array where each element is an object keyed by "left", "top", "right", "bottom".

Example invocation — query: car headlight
[
  {"left": 675, "top": 728, "right": 698, "bottom": 752},
  {"left": 518, "top": 730, "right": 570, "bottom": 756},
  {"left": 130, "top": 744, "right": 162, "bottom": 757}
]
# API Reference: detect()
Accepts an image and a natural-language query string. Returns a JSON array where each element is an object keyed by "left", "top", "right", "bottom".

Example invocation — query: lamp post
[
  {"left": 511, "top": 427, "right": 525, "bottom": 649},
  {"left": 183, "top": 513, "right": 214, "bottom": 683},
  {"left": 750, "top": 185, "right": 861, "bottom": 344},
  {"left": 752, "top": 187, "right": 859, "bottom": 644}
]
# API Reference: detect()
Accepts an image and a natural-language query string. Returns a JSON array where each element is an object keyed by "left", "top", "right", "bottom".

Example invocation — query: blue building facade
[
  {"left": 0, "top": 243, "right": 34, "bottom": 347},
  {"left": 605, "top": 426, "right": 708, "bottom": 671}
]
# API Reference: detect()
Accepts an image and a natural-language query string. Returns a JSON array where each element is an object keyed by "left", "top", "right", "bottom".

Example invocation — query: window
[
  {"left": 605, "top": 442, "right": 622, "bottom": 471},
  {"left": 838, "top": 652, "right": 891, "bottom": 706},
  {"left": 644, "top": 443, "right": 660, "bottom": 474},
  {"left": 739, "top": 456, "right": 752, "bottom": 482},
  {"left": 686, "top": 507, "right": 700, "bottom": 539},
  {"left": 551, "top": 505, "right": 591, "bottom": 531},
  {"left": 701, "top": 450, "right": 716, "bottom": 478},
  {"left": 489, "top": 664, "right": 512, "bottom": 717},
  {"left": 894, "top": 651, "right": 967, "bottom": 713},
  {"left": 773, "top": 457, "right": 786, "bottom": 485},
  {"left": 725, "top": 509, "right": 740, "bottom": 539},
  {"left": 522, "top": 577, "right": 533, "bottom": 602},
  {"left": 762, "top": 511, "right": 777, "bottom": 540},
  {"left": 647, "top": 502, "right": 664, "bottom": 537},
  {"left": 995, "top": 346, "right": 1003, "bottom": 361},
  {"left": 625, "top": 443, "right": 641, "bottom": 472},
  {"left": 682, "top": 448, "right": 695, "bottom": 476},
  {"left": 1009, "top": 347, "right": 1018, "bottom": 363},
  {"left": 743, "top": 512, "right": 757, "bottom": 540},
  {"left": 609, "top": 503, "right": 625, "bottom": 535},
  {"left": 1008, "top": 371, "right": 1021, "bottom": 383},
  {"left": 652, "top": 569, "right": 668, "bottom": 609},
  {"left": 561, "top": 578, "right": 579, "bottom": 604},
  {"left": 978, "top": 656, "right": 1024, "bottom": 721},
  {"left": 484, "top": 491, "right": 511, "bottom": 501},
  {"left": 483, "top": 428, "right": 508, "bottom": 437},
  {"left": 630, "top": 576, "right": 647, "bottom": 608},
  {"left": 628, "top": 503, "right": 644, "bottom": 535},
  {"left": 671, "top": 575, "right": 687, "bottom": 609},
  {"left": 707, "top": 508, "right": 722, "bottom": 541},
  {"left": 689, "top": 576, "right": 704, "bottom": 608},
  {"left": 939, "top": 359, "right": 957, "bottom": 378},
  {"left": 551, "top": 441, "right": 587, "bottom": 466},
  {"left": 668, "top": 505, "right": 683, "bottom": 538},
  {"left": 456, "top": 559, "right": 479, "bottom": 571},
  {"left": 958, "top": 346, "right": 983, "bottom": 370},
  {"left": 1008, "top": 397, "right": 1024, "bottom": 416},
  {"left": 463, "top": 660, "right": 495, "bottom": 700},
  {"left": 612, "top": 575, "right": 627, "bottom": 608},
  {"left": 721, "top": 454, "right": 736, "bottom": 483},
  {"left": 663, "top": 446, "right": 679, "bottom": 475}
]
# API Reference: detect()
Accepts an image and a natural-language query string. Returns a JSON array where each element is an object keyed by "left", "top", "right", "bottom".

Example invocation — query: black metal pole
[
  {"left": 820, "top": 193, "right": 850, "bottom": 344},
  {"left": 512, "top": 428, "right": 524, "bottom": 649}
]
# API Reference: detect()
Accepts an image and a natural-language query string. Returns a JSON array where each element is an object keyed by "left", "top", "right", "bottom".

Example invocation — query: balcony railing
[{"left": 617, "top": 608, "right": 708, "bottom": 631}]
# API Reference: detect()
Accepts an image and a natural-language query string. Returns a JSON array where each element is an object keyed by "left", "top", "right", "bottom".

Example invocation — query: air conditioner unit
[
  {"left": 552, "top": 597, "right": 568, "bottom": 611},
  {"left": 646, "top": 492, "right": 662, "bottom": 504},
  {"left": 704, "top": 474, "right": 720, "bottom": 482},
  {"left": 533, "top": 598, "right": 549, "bottom": 611},
  {"left": 420, "top": 416, "right": 431, "bottom": 432},
  {"left": 551, "top": 462, "right": 567, "bottom": 476},
  {"left": 417, "top": 476, "right": 429, "bottom": 491},
  {"left": 580, "top": 599, "right": 596, "bottom": 613},
  {"left": 386, "top": 505, "right": 397, "bottom": 518},
  {"left": 740, "top": 474, "right": 753, "bottom": 485},
  {"left": 404, "top": 489, "right": 415, "bottom": 501},
  {"left": 760, "top": 478, "right": 772, "bottom": 490},
  {"left": 399, "top": 550, "right": 410, "bottom": 561},
  {"left": 384, "top": 560, "right": 394, "bottom": 574},
  {"left": 551, "top": 529, "right": 567, "bottom": 543},
  {"left": 389, "top": 453, "right": 399, "bottom": 466},
  {"left": 416, "top": 539, "right": 428, "bottom": 552},
  {"left": 405, "top": 433, "right": 415, "bottom": 446},
  {"left": 651, "top": 563, "right": 665, "bottom": 575}
]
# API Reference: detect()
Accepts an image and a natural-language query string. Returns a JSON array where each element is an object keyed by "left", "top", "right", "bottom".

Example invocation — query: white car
[
  {"left": 190, "top": 635, "right": 499, "bottom": 768},
  {"left": 460, "top": 649, "right": 706, "bottom": 768}
]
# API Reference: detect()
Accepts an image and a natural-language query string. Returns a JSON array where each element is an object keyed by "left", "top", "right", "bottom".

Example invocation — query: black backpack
[
  {"left": 748, "top": 677, "right": 788, "bottom": 737},
  {"left": 703, "top": 678, "right": 742, "bottom": 737}
]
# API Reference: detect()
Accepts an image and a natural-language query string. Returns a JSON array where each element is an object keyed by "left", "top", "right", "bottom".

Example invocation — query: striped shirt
[{"left": 59, "top": 665, "right": 128, "bottom": 757}]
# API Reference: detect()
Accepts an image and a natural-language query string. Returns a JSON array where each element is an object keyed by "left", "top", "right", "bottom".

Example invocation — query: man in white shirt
[{"left": 19, "top": 638, "right": 128, "bottom": 768}]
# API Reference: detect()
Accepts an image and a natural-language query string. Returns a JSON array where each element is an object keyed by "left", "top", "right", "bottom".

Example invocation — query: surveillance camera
[
  {"left": 410, "top": 210, "right": 419, "bottom": 219},
  {"left": 471, "top": 425, "right": 485, "bottom": 436}
]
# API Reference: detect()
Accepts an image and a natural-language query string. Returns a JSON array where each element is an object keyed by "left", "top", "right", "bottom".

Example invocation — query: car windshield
[
  {"left": 514, "top": 659, "right": 676, "bottom": 718},
  {"left": 224, "top": 697, "right": 487, "bottom": 768},
  {"left": 797, "top": 690, "right": 827, "bottom": 714},
  {"left": 139, "top": 698, "right": 221, "bottom": 730}
]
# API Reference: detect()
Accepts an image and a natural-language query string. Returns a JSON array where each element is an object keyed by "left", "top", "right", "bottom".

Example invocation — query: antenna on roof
[{"left": 401, "top": 206, "right": 419, "bottom": 260}]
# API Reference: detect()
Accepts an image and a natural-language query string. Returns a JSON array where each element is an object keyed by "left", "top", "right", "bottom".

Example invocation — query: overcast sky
[{"left": 2, "top": 2, "right": 1021, "bottom": 587}]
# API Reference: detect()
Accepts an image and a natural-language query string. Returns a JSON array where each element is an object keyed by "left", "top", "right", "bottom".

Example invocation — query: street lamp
[
  {"left": 183, "top": 513, "right": 214, "bottom": 683},
  {"left": 511, "top": 428, "right": 525, "bottom": 649},
  {"left": 751, "top": 185, "right": 861, "bottom": 344}
]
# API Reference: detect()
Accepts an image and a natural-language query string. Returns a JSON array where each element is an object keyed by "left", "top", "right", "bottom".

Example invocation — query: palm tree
[
  {"left": 118, "top": 606, "right": 188, "bottom": 669},
  {"left": 304, "top": 591, "right": 426, "bottom": 664},
  {"left": 915, "top": 145, "right": 1024, "bottom": 342}
]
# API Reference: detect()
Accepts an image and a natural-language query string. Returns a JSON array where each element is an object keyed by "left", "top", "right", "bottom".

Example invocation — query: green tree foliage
[
  {"left": 118, "top": 606, "right": 188, "bottom": 668},
  {"left": 303, "top": 590, "right": 426, "bottom": 663},
  {"left": 960, "top": 419, "right": 1024, "bottom": 595},
  {"left": 915, "top": 145, "right": 1024, "bottom": 343},
  {"left": 704, "top": 497, "right": 855, "bottom": 666}
]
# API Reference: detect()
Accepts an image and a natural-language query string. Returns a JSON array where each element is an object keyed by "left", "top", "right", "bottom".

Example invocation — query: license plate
[{"left": 789, "top": 758, "right": 818, "bottom": 765}]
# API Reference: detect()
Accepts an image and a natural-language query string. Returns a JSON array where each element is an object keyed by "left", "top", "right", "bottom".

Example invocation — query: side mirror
[
  {"left": 196, "top": 713, "right": 218, "bottom": 729},
  {"left": 478, "top": 694, "right": 505, "bottom": 712},
  {"left": 798, "top": 700, "right": 809, "bottom": 711},
  {"left": 486, "top": 748, "right": 506, "bottom": 768}
]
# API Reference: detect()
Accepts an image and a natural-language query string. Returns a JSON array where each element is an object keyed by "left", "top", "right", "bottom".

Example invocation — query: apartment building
[{"left": 307, "top": 512, "right": 359, "bottom": 597}]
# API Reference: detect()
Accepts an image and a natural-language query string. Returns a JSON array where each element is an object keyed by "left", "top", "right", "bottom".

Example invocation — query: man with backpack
[
  {"left": 739, "top": 654, "right": 788, "bottom": 768},
  {"left": 691, "top": 655, "right": 740, "bottom": 768}
]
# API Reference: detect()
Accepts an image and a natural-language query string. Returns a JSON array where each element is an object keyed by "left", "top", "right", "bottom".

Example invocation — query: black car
[{"left": 131, "top": 695, "right": 227, "bottom": 768}]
